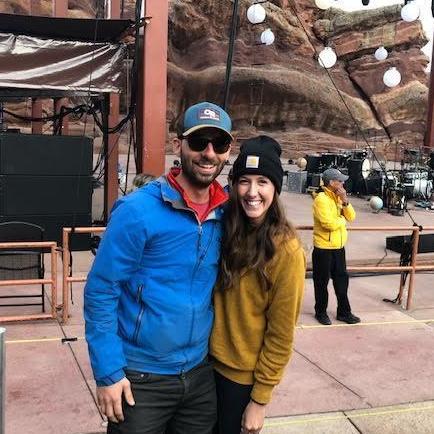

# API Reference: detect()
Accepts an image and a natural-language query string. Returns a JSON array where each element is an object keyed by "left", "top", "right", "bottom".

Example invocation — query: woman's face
[{"left": 236, "top": 174, "right": 275, "bottom": 225}]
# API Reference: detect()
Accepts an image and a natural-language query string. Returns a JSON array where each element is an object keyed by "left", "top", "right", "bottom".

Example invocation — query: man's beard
[{"left": 180, "top": 154, "right": 225, "bottom": 188}]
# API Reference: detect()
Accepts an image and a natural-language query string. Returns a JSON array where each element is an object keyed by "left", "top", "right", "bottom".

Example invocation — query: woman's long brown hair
[{"left": 217, "top": 183, "right": 298, "bottom": 292}]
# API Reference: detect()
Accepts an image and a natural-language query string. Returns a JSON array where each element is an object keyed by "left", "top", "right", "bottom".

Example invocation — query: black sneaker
[
  {"left": 336, "top": 313, "right": 361, "bottom": 324},
  {"left": 315, "top": 313, "right": 332, "bottom": 325}
]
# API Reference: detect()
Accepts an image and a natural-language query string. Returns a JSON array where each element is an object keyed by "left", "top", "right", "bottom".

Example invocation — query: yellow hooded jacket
[{"left": 313, "top": 187, "right": 356, "bottom": 249}]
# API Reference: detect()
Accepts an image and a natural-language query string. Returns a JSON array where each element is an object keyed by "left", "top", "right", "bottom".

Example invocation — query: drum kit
[{"left": 304, "top": 147, "right": 434, "bottom": 213}]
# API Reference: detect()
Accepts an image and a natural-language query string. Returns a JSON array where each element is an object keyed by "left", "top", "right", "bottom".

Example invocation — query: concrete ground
[{"left": 2, "top": 156, "right": 434, "bottom": 434}]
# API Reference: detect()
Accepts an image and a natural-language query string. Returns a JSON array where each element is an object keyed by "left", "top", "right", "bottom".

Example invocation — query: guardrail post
[
  {"left": 406, "top": 227, "right": 420, "bottom": 310},
  {"left": 0, "top": 327, "right": 5, "bottom": 434},
  {"left": 62, "top": 229, "right": 70, "bottom": 324}
]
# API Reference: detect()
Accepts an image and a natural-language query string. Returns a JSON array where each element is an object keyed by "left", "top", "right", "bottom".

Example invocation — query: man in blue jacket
[{"left": 84, "top": 102, "right": 233, "bottom": 434}]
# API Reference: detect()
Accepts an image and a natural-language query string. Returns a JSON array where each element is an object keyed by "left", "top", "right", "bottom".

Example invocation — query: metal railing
[
  {"left": 297, "top": 225, "right": 434, "bottom": 310},
  {"left": 61, "top": 225, "right": 434, "bottom": 323},
  {"left": 0, "top": 242, "right": 58, "bottom": 323},
  {"left": 0, "top": 327, "right": 5, "bottom": 434}
]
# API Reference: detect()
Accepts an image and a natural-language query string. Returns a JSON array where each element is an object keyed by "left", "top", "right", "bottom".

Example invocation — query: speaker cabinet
[
  {"left": 0, "top": 133, "right": 93, "bottom": 250},
  {"left": 386, "top": 233, "right": 434, "bottom": 254},
  {"left": 0, "top": 133, "right": 92, "bottom": 175}
]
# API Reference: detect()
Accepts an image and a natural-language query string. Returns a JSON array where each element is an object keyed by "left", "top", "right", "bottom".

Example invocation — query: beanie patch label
[{"left": 245, "top": 155, "right": 259, "bottom": 169}]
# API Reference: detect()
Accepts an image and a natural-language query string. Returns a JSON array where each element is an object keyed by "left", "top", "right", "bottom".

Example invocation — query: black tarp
[{"left": 0, "top": 13, "right": 133, "bottom": 43}]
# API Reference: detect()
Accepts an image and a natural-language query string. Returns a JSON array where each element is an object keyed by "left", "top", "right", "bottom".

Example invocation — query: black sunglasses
[{"left": 186, "top": 131, "right": 231, "bottom": 154}]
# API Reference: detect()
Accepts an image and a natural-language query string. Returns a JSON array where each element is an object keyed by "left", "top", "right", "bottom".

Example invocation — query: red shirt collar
[{"left": 167, "top": 167, "right": 228, "bottom": 219}]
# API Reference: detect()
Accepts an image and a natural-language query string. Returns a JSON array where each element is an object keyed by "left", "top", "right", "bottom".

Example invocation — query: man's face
[
  {"left": 174, "top": 128, "right": 232, "bottom": 188},
  {"left": 329, "top": 179, "right": 344, "bottom": 192}
]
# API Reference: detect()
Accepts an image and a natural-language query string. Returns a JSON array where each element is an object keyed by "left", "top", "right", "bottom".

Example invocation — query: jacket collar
[{"left": 158, "top": 170, "right": 227, "bottom": 221}]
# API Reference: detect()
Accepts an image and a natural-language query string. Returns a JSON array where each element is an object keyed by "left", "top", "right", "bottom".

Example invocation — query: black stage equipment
[
  {"left": 386, "top": 233, "right": 434, "bottom": 254},
  {"left": 351, "top": 149, "right": 368, "bottom": 160},
  {"left": 386, "top": 187, "right": 406, "bottom": 216},
  {"left": 0, "top": 133, "right": 93, "bottom": 250},
  {"left": 320, "top": 153, "right": 339, "bottom": 169},
  {"left": 305, "top": 154, "right": 321, "bottom": 173},
  {"left": 429, "top": 151, "right": 434, "bottom": 170}
]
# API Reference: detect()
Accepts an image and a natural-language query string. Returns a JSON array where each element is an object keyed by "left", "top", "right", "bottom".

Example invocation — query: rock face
[
  {"left": 2, "top": 0, "right": 431, "bottom": 158},
  {"left": 168, "top": 0, "right": 430, "bottom": 158}
]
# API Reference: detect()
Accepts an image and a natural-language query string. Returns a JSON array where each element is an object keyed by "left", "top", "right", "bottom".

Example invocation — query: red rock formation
[{"left": 1, "top": 0, "right": 431, "bottom": 158}]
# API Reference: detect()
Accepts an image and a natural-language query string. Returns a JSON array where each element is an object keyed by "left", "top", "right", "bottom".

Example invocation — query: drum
[
  {"left": 413, "top": 179, "right": 433, "bottom": 198},
  {"left": 403, "top": 171, "right": 428, "bottom": 183}
]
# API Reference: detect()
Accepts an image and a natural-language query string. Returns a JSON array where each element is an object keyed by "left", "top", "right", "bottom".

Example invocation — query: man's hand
[
  {"left": 97, "top": 377, "right": 135, "bottom": 423},
  {"left": 241, "top": 400, "right": 266, "bottom": 434},
  {"left": 335, "top": 186, "right": 348, "bottom": 204}
]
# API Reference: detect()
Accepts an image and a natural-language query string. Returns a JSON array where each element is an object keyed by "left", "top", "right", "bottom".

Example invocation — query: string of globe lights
[
  {"left": 222, "top": 0, "right": 276, "bottom": 109},
  {"left": 314, "top": 0, "right": 422, "bottom": 88},
  {"left": 246, "top": 2, "right": 276, "bottom": 46}
]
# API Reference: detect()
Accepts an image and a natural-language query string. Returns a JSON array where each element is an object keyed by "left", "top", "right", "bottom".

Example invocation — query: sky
[{"left": 329, "top": 0, "right": 433, "bottom": 67}]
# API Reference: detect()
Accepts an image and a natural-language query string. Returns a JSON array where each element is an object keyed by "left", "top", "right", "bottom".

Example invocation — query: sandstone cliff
[{"left": 2, "top": 0, "right": 431, "bottom": 158}]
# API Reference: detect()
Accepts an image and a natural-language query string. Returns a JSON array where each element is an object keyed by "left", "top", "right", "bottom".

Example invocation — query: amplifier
[{"left": 386, "top": 233, "right": 434, "bottom": 254}]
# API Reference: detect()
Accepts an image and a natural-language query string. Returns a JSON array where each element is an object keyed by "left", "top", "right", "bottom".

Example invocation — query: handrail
[
  {"left": 61, "top": 225, "right": 434, "bottom": 323},
  {"left": 0, "top": 327, "right": 5, "bottom": 434}
]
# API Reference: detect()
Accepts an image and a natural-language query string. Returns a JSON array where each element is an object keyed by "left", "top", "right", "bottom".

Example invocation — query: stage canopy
[{"left": 0, "top": 14, "right": 132, "bottom": 94}]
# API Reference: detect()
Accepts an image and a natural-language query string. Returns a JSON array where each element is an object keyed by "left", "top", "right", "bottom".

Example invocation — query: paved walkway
[{"left": 3, "top": 160, "right": 434, "bottom": 434}]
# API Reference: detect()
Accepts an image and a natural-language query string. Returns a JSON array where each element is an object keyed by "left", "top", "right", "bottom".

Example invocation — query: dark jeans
[
  {"left": 214, "top": 370, "right": 253, "bottom": 434},
  {"left": 107, "top": 360, "right": 216, "bottom": 434},
  {"left": 312, "top": 247, "right": 352, "bottom": 316}
]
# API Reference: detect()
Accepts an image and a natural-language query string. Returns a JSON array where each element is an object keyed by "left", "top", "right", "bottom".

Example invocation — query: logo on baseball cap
[{"left": 181, "top": 102, "right": 233, "bottom": 141}]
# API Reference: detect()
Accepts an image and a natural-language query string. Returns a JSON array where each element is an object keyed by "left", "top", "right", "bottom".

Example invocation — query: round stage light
[
  {"left": 318, "top": 47, "right": 337, "bottom": 69},
  {"left": 383, "top": 67, "right": 401, "bottom": 88},
  {"left": 260, "top": 29, "right": 275, "bottom": 46},
  {"left": 401, "top": 1, "right": 419, "bottom": 22},
  {"left": 247, "top": 4, "right": 266, "bottom": 24},
  {"left": 315, "top": 0, "right": 332, "bottom": 10},
  {"left": 374, "top": 46, "right": 388, "bottom": 61}
]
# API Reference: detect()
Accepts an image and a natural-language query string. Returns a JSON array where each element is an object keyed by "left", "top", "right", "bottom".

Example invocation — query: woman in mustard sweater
[{"left": 211, "top": 136, "right": 306, "bottom": 434}]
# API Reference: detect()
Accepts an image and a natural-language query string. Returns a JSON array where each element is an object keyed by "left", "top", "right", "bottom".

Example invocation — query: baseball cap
[
  {"left": 181, "top": 102, "right": 233, "bottom": 141},
  {"left": 322, "top": 168, "right": 349, "bottom": 184}
]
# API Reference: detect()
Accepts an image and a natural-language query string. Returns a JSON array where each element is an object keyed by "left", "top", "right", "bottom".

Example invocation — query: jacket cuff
[
  {"left": 96, "top": 368, "right": 125, "bottom": 387},
  {"left": 251, "top": 382, "right": 274, "bottom": 405}
]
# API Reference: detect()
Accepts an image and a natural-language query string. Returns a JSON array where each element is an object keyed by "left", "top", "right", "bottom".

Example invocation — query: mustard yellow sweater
[{"left": 210, "top": 236, "right": 306, "bottom": 404}]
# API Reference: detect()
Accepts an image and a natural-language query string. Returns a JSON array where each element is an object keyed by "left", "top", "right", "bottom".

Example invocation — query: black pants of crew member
[
  {"left": 214, "top": 370, "right": 253, "bottom": 434},
  {"left": 107, "top": 360, "right": 216, "bottom": 434},
  {"left": 312, "top": 247, "right": 352, "bottom": 316}
]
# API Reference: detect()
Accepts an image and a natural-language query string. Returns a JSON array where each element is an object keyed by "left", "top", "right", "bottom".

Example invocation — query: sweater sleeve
[
  {"left": 251, "top": 240, "right": 306, "bottom": 404},
  {"left": 313, "top": 195, "right": 346, "bottom": 231}
]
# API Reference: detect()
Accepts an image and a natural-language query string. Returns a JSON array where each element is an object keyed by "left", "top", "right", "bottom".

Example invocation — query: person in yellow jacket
[
  {"left": 210, "top": 136, "right": 305, "bottom": 434},
  {"left": 312, "top": 168, "right": 360, "bottom": 326}
]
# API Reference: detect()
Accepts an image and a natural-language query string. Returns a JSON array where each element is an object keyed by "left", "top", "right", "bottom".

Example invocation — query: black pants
[
  {"left": 214, "top": 370, "right": 253, "bottom": 434},
  {"left": 107, "top": 360, "right": 216, "bottom": 434},
  {"left": 312, "top": 247, "right": 352, "bottom": 316}
]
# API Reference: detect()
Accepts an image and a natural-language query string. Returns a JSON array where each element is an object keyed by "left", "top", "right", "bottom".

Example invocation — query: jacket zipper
[{"left": 133, "top": 285, "right": 144, "bottom": 344}]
